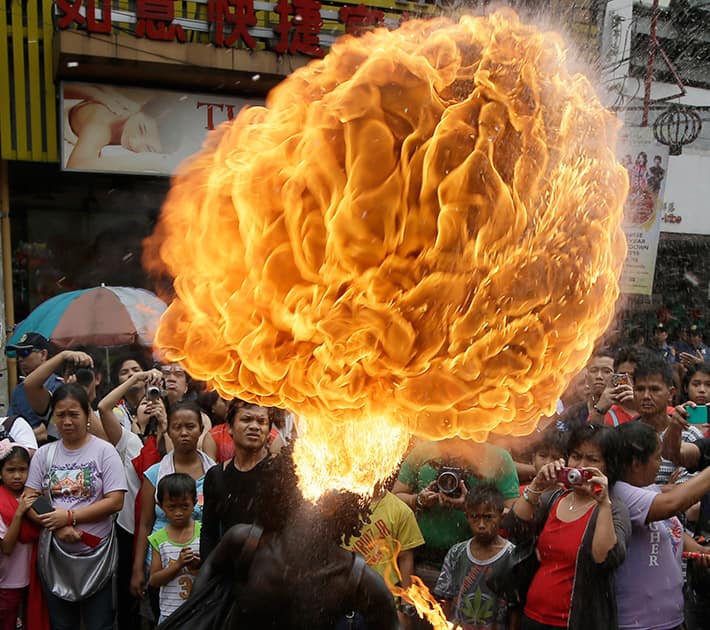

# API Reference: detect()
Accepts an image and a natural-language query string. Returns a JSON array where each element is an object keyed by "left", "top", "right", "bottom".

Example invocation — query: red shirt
[
  {"left": 209, "top": 423, "right": 235, "bottom": 463},
  {"left": 603, "top": 405, "right": 636, "bottom": 427},
  {"left": 524, "top": 496, "right": 594, "bottom": 627}
]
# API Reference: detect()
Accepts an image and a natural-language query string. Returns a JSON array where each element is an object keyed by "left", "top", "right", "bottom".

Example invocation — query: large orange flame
[{"left": 145, "top": 10, "right": 627, "bottom": 499}]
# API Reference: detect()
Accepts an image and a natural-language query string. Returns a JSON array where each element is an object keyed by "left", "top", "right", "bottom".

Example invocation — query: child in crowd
[
  {"left": 148, "top": 473, "right": 202, "bottom": 624},
  {"left": 0, "top": 442, "right": 38, "bottom": 630},
  {"left": 518, "top": 429, "right": 568, "bottom": 494},
  {"left": 434, "top": 483, "right": 516, "bottom": 630}
]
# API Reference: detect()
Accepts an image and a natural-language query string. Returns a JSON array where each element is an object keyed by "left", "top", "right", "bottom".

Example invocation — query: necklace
[{"left": 568, "top": 493, "right": 593, "bottom": 511}]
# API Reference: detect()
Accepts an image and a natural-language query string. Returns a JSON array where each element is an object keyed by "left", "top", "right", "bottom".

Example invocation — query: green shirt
[{"left": 398, "top": 440, "right": 519, "bottom": 565}]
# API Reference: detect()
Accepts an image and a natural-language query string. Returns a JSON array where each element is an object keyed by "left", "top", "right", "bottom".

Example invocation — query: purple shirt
[
  {"left": 27, "top": 435, "right": 127, "bottom": 553},
  {"left": 612, "top": 481, "right": 684, "bottom": 630}
]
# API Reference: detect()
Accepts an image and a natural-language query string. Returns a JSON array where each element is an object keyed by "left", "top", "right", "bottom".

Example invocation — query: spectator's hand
[
  {"left": 55, "top": 525, "right": 82, "bottom": 544},
  {"left": 440, "top": 481, "right": 468, "bottom": 510},
  {"left": 178, "top": 547, "right": 197, "bottom": 568},
  {"left": 669, "top": 405, "right": 692, "bottom": 432},
  {"left": 416, "top": 481, "right": 441, "bottom": 509},
  {"left": 132, "top": 369, "right": 163, "bottom": 387},
  {"left": 62, "top": 350, "right": 94, "bottom": 369},
  {"left": 595, "top": 386, "right": 615, "bottom": 413},
  {"left": 146, "top": 401, "right": 167, "bottom": 435},
  {"left": 15, "top": 493, "right": 34, "bottom": 517},
  {"left": 680, "top": 352, "right": 703, "bottom": 368},
  {"left": 669, "top": 467, "right": 683, "bottom": 485},
  {"left": 613, "top": 382, "right": 635, "bottom": 406},
  {"left": 578, "top": 467, "right": 609, "bottom": 503},
  {"left": 131, "top": 568, "right": 146, "bottom": 598},
  {"left": 186, "top": 552, "right": 201, "bottom": 571},
  {"left": 529, "top": 458, "right": 566, "bottom": 493},
  {"left": 38, "top": 508, "right": 70, "bottom": 531}
]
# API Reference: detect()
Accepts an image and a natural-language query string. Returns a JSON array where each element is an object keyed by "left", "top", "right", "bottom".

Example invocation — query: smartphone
[
  {"left": 31, "top": 496, "right": 55, "bottom": 515},
  {"left": 687, "top": 405, "right": 709, "bottom": 425},
  {"left": 611, "top": 373, "right": 630, "bottom": 387}
]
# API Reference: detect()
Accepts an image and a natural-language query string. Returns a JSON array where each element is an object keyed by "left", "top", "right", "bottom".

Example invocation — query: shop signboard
[
  {"left": 54, "top": 0, "right": 435, "bottom": 58},
  {"left": 60, "top": 82, "right": 263, "bottom": 175},
  {"left": 617, "top": 127, "right": 669, "bottom": 295},
  {"left": 660, "top": 152, "right": 710, "bottom": 235}
]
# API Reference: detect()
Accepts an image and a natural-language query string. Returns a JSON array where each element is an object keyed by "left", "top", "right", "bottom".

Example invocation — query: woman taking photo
[
  {"left": 503, "top": 424, "right": 630, "bottom": 630},
  {"left": 24, "top": 384, "right": 126, "bottom": 630},
  {"left": 613, "top": 421, "right": 710, "bottom": 630},
  {"left": 130, "top": 401, "right": 215, "bottom": 623}
]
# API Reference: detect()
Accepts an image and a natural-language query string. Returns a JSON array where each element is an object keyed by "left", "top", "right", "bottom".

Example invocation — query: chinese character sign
[
  {"left": 55, "top": 0, "right": 416, "bottom": 57},
  {"left": 136, "top": 0, "right": 186, "bottom": 42}
]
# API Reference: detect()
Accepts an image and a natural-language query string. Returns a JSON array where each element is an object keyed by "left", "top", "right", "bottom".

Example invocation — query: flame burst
[{"left": 145, "top": 10, "right": 627, "bottom": 499}]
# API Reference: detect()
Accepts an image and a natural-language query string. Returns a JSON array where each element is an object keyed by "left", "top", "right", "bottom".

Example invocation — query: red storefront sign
[{"left": 56, "top": 0, "right": 419, "bottom": 57}]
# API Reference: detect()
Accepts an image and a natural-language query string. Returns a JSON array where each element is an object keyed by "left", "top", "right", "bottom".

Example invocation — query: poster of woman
[
  {"left": 617, "top": 128, "right": 669, "bottom": 295},
  {"left": 61, "top": 82, "right": 262, "bottom": 176}
]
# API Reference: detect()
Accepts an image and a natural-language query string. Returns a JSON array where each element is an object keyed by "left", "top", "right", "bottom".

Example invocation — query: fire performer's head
[{"left": 144, "top": 9, "right": 628, "bottom": 500}]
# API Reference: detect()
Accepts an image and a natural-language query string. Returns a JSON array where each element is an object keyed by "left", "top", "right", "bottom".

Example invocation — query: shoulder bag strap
[
  {"left": 42, "top": 442, "right": 58, "bottom": 496},
  {"left": 346, "top": 553, "right": 367, "bottom": 596},
  {"left": 235, "top": 524, "right": 263, "bottom": 580}
]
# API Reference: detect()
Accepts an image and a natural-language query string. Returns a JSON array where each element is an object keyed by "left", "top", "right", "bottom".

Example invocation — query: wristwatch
[
  {"left": 522, "top": 486, "right": 540, "bottom": 506},
  {"left": 592, "top": 404, "right": 607, "bottom": 415}
]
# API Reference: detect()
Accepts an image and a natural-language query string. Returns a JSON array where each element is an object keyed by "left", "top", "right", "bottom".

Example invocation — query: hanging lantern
[{"left": 653, "top": 104, "right": 702, "bottom": 156}]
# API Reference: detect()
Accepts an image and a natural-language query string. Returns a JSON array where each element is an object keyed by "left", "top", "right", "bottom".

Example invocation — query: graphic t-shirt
[
  {"left": 398, "top": 441, "right": 519, "bottom": 563},
  {"left": 26, "top": 435, "right": 127, "bottom": 553},
  {"left": 434, "top": 539, "right": 513, "bottom": 630},
  {"left": 612, "top": 481, "right": 684, "bottom": 630},
  {"left": 343, "top": 491, "right": 424, "bottom": 586},
  {"left": 148, "top": 521, "right": 202, "bottom": 619}
]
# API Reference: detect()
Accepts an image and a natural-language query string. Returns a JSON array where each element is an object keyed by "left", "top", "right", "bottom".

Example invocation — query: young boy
[
  {"left": 148, "top": 473, "right": 202, "bottom": 624},
  {"left": 433, "top": 483, "right": 516, "bottom": 630}
]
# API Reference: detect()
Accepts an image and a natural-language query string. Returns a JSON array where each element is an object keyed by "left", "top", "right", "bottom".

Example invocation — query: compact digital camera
[
  {"left": 436, "top": 466, "right": 464, "bottom": 496},
  {"left": 556, "top": 467, "right": 593, "bottom": 487},
  {"left": 146, "top": 385, "right": 162, "bottom": 402}
]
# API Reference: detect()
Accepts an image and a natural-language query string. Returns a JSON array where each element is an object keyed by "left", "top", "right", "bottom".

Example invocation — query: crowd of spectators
[{"left": 2, "top": 323, "right": 710, "bottom": 629}]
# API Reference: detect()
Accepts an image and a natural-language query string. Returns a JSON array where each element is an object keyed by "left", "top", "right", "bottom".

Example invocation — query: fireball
[{"left": 144, "top": 10, "right": 627, "bottom": 499}]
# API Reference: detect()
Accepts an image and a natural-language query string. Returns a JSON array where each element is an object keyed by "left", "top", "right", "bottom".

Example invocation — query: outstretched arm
[
  {"left": 24, "top": 350, "right": 92, "bottom": 415},
  {"left": 192, "top": 524, "right": 251, "bottom": 595}
]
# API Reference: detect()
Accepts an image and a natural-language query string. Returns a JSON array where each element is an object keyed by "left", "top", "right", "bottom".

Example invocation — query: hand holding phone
[{"left": 31, "top": 496, "right": 55, "bottom": 516}]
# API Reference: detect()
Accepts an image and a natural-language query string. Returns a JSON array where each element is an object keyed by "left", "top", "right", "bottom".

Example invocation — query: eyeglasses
[{"left": 16, "top": 348, "right": 41, "bottom": 358}]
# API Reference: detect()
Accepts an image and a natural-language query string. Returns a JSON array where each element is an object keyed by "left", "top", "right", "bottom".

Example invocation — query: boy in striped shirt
[{"left": 148, "top": 473, "right": 202, "bottom": 623}]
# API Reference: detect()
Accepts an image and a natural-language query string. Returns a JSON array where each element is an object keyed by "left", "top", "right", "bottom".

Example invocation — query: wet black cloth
[{"left": 200, "top": 456, "right": 275, "bottom": 561}]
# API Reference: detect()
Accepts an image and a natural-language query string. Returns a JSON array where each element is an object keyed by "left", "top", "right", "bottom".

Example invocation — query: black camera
[
  {"left": 436, "top": 466, "right": 464, "bottom": 496},
  {"left": 146, "top": 385, "right": 162, "bottom": 402},
  {"left": 74, "top": 367, "right": 95, "bottom": 387}
]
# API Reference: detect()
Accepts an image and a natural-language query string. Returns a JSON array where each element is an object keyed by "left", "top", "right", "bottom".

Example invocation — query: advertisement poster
[
  {"left": 60, "top": 82, "right": 263, "bottom": 176},
  {"left": 617, "top": 127, "right": 669, "bottom": 295},
  {"left": 660, "top": 152, "right": 710, "bottom": 234}
]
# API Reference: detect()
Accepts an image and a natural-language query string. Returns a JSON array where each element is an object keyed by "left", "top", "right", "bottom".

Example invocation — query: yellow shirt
[{"left": 344, "top": 491, "right": 424, "bottom": 586}]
